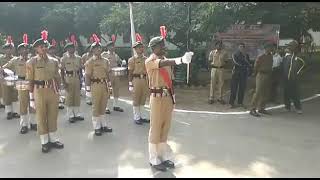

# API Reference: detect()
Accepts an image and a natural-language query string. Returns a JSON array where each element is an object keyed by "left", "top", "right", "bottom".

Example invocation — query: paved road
[{"left": 0, "top": 97, "right": 319, "bottom": 178}]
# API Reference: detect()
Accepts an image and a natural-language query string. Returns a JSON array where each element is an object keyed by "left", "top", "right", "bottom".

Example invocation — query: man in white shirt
[{"left": 270, "top": 49, "right": 283, "bottom": 103}]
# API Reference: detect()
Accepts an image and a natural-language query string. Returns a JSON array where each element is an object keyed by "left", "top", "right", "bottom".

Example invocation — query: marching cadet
[
  {"left": 0, "top": 40, "right": 20, "bottom": 120},
  {"left": 208, "top": 41, "right": 228, "bottom": 104},
  {"left": 281, "top": 40, "right": 305, "bottom": 114},
  {"left": 26, "top": 35, "right": 64, "bottom": 153},
  {"left": 145, "top": 36, "right": 193, "bottom": 171},
  {"left": 249, "top": 43, "right": 274, "bottom": 117},
  {"left": 85, "top": 41, "right": 112, "bottom": 136},
  {"left": 60, "top": 42, "right": 84, "bottom": 123},
  {"left": 48, "top": 44, "right": 65, "bottom": 110},
  {"left": 128, "top": 41, "right": 150, "bottom": 125},
  {"left": 2, "top": 36, "right": 37, "bottom": 134},
  {"left": 82, "top": 46, "right": 93, "bottom": 105},
  {"left": 101, "top": 41, "right": 125, "bottom": 114}
]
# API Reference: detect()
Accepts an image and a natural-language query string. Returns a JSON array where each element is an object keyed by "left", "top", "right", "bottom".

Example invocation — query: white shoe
[{"left": 296, "top": 110, "right": 303, "bottom": 114}]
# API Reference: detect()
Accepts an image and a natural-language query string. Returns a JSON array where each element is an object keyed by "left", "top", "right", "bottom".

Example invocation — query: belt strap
[{"left": 91, "top": 78, "right": 106, "bottom": 83}]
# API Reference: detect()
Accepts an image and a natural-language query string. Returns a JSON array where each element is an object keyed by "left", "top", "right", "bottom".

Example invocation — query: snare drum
[
  {"left": 111, "top": 67, "right": 127, "bottom": 77},
  {"left": 4, "top": 76, "right": 18, "bottom": 86},
  {"left": 15, "top": 80, "right": 30, "bottom": 91}
]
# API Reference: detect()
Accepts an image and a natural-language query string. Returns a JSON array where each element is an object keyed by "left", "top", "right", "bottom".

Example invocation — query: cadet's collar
[
  {"left": 20, "top": 55, "right": 28, "bottom": 61},
  {"left": 66, "top": 52, "right": 75, "bottom": 58},
  {"left": 36, "top": 54, "right": 49, "bottom": 61},
  {"left": 92, "top": 55, "right": 101, "bottom": 60}
]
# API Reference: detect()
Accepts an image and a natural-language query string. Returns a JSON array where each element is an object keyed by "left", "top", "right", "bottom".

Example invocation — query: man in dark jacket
[{"left": 281, "top": 40, "right": 305, "bottom": 114}]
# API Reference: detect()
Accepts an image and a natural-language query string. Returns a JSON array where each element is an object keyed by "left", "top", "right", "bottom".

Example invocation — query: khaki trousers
[
  {"left": 209, "top": 68, "right": 224, "bottom": 100},
  {"left": 132, "top": 78, "right": 148, "bottom": 106},
  {"left": 149, "top": 96, "right": 173, "bottom": 144},
  {"left": 65, "top": 78, "right": 81, "bottom": 107},
  {"left": 34, "top": 88, "right": 59, "bottom": 135},
  {"left": 2, "top": 85, "right": 18, "bottom": 105},
  {"left": 251, "top": 73, "right": 271, "bottom": 110},
  {"left": 18, "top": 90, "right": 29, "bottom": 115},
  {"left": 91, "top": 83, "right": 109, "bottom": 117},
  {"left": 110, "top": 75, "right": 120, "bottom": 98}
]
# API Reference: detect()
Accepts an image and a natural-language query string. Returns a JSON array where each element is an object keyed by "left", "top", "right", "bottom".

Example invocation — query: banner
[{"left": 214, "top": 24, "right": 280, "bottom": 60}]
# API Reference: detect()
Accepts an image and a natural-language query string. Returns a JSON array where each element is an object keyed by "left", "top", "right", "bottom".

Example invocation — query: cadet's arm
[
  {"left": 60, "top": 59, "right": 66, "bottom": 85},
  {"left": 54, "top": 61, "right": 61, "bottom": 89},
  {"left": 127, "top": 58, "right": 134, "bottom": 82},
  {"left": 159, "top": 59, "right": 177, "bottom": 68}
]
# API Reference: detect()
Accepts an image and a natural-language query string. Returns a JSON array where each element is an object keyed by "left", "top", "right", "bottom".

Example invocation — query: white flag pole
[{"left": 129, "top": 2, "right": 137, "bottom": 57}]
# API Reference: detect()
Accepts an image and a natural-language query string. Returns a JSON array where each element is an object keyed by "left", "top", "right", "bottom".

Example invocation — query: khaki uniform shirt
[
  {"left": 209, "top": 49, "right": 227, "bottom": 67},
  {"left": 85, "top": 55, "right": 110, "bottom": 80},
  {"left": 60, "top": 53, "right": 82, "bottom": 83},
  {"left": 3, "top": 56, "right": 28, "bottom": 77},
  {"left": 254, "top": 53, "right": 273, "bottom": 75},
  {"left": 128, "top": 55, "right": 147, "bottom": 75},
  {"left": 101, "top": 51, "right": 122, "bottom": 69},
  {"left": 145, "top": 53, "right": 173, "bottom": 88},
  {"left": 26, "top": 54, "right": 61, "bottom": 82}
]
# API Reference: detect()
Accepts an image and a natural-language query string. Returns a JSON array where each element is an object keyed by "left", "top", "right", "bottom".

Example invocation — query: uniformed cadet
[
  {"left": 60, "top": 43, "right": 84, "bottom": 123},
  {"left": 26, "top": 38, "right": 64, "bottom": 153},
  {"left": 48, "top": 45, "right": 65, "bottom": 110},
  {"left": 281, "top": 40, "right": 305, "bottom": 114},
  {"left": 101, "top": 41, "right": 125, "bottom": 113},
  {"left": 145, "top": 36, "right": 193, "bottom": 171},
  {"left": 0, "top": 43, "right": 20, "bottom": 120},
  {"left": 85, "top": 41, "right": 112, "bottom": 136},
  {"left": 3, "top": 42, "right": 37, "bottom": 134},
  {"left": 128, "top": 41, "right": 150, "bottom": 125},
  {"left": 82, "top": 46, "right": 93, "bottom": 105},
  {"left": 249, "top": 43, "right": 274, "bottom": 117},
  {"left": 208, "top": 41, "right": 228, "bottom": 104}
]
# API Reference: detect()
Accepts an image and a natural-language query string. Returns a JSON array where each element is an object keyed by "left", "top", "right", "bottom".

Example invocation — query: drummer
[
  {"left": 0, "top": 41, "right": 20, "bottom": 120},
  {"left": 60, "top": 42, "right": 84, "bottom": 123},
  {"left": 101, "top": 41, "right": 126, "bottom": 114},
  {"left": 128, "top": 41, "right": 150, "bottom": 125},
  {"left": 3, "top": 41, "right": 37, "bottom": 134}
]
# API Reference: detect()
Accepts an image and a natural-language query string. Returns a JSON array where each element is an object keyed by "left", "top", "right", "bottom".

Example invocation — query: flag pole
[{"left": 129, "top": 2, "right": 137, "bottom": 57}]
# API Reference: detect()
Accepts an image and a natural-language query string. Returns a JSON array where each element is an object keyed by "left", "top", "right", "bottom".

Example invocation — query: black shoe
[
  {"left": 69, "top": 117, "right": 76, "bottom": 123},
  {"left": 6, "top": 112, "right": 13, "bottom": 120},
  {"left": 250, "top": 109, "right": 261, "bottom": 117},
  {"left": 58, "top": 105, "right": 64, "bottom": 110},
  {"left": 217, "top": 99, "right": 226, "bottom": 105},
  {"left": 101, "top": 126, "right": 113, "bottom": 133},
  {"left": 208, "top": 99, "right": 214, "bottom": 104},
  {"left": 105, "top": 109, "right": 111, "bottom": 114},
  {"left": 12, "top": 112, "right": 20, "bottom": 119},
  {"left": 134, "top": 119, "right": 143, "bottom": 125},
  {"left": 0, "top": 104, "right": 4, "bottom": 108},
  {"left": 149, "top": 163, "right": 167, "bottom": 172},
  {"left": 86, "top": 101, "right": 92, "bottom": 106},
  {"left": 20, "top": 126, "right": 28, "bottom": 134},
  {"left": 75, "top": 116, "right": 84, "bottom": 121},
  {"left": 140, "top": 118, "right": 150, "bottom": 123},
  {"left": 162, "top": 160, "right": 175, "bottom": 169},
  {"left": 50, "top": 141, "right": 64, "bottom": 149},
  {"left": 30, "top": 124, "right": 37, "bottom": 131},
  {"left": 113, "top": 107, "right": 124, "bottom": 112},
  {"left": 94, "top": 129, "right": 102, "bottom": 136},
  {"left": 42, "top": 143, "right": 51, "bottom": 153},
  {"left": 258, "top": 109, "right": 272, "bottom": 115}
]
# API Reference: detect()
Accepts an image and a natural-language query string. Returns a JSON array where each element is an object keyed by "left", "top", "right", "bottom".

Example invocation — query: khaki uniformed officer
[
  {"left": 3, "top": 42, "right": 37, "bottom": 134},
  {"left": 250, "top": 43, "right": 274, "bottom": 117},
  {"left": 82, "top": 46, "right": 93, "bottom": 105},
  {"left": 85, "top": 42, "right": 112, "bottom": 136},
  {"left": 101, "top": 41, "right": 124, "bottom": 113},
  {"left": 208, "top": 41, "right": 228, "bottom": 104},
  {"left": 60, "top": 43, "right": 84, "bottom": 123},
  {"left": 0, "top": 43, "right": 19, "bottom": 120},
  {"left": 145, "top": 36, "right": 193, "bottom": 171},
  {"left": 26, "top": 38, "right": 64, "bottom": 153},
  {"left": 128, "top": 41, "right": 150, "bottom": 125},
  {"left": 48, "top": 45, "right": 65, "bottom": 110}
]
